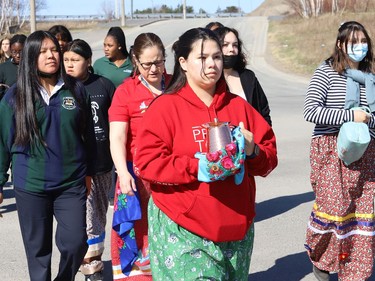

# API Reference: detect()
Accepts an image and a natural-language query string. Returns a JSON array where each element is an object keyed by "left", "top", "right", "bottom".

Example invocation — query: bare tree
[
  {"left": 309, "top": 0, "right": 316, "bottom": 16},
  {"left": 15, "top": 0, "right": 27, "bottom": 28},
  {"left": 35, "top": 0, "right": 46, "bottom": 10},
  {"left": 332, "top": 0, "right": 338, "bottom": 13},
  {"left": 0, "top": 0, "right": 14, "bottom": 34},
  {"left": 315, "top": 0, "right": 323, "bottom": 16},
  {"left": 0, "top": 0, "right": 46, "bottom": 34},
  {"left": 285, "top": 0, "right": 365, "bottom": 18},
  {"left": 101, "top": 1, "right": 115, "bottom": 21},
  {"left": 299, "top": 0, "right": 310, "bottom": 18}
]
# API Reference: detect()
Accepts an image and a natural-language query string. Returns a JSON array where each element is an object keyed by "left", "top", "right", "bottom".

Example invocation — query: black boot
[{"left": 313, "top": 265, "right": 330, "bottom": 281}]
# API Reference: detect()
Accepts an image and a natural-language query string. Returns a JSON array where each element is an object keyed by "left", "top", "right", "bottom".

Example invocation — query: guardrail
[
  {"left": 34, "top": 13, "right": 245, "bottom": 21},
  {"left": 36, "top": 15, "right": 106, "bottom": 21},
  {"left": 130, "top": 13, "right": 245, "bottom": 19}
]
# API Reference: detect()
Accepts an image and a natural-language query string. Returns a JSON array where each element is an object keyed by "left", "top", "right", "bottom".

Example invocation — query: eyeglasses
[
  {"left": 11, "top": 50, "right": 22, "bottom": 56},
  {"left": 139, "top": 59, "right": 165, "bottom": 70}
]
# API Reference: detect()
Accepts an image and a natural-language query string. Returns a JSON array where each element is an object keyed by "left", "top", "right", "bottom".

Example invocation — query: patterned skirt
[
  {"left": 80, "top": 171, "right": 113, "bottom": 276},
  {"left": 305, "top": 135, "right": 375, "bottom": 281},
  {"left": 111, "top": 162, "right": 152, "bottom": 280},
  {"left": 148, "top": 197, "right": 254, "bottom": 280},
  {"left": 85, "top": 171, "right": 112, "bottom": 260}
]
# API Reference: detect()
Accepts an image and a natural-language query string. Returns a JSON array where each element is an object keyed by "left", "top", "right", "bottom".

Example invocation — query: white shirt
[{"left": 39, "top": 78, "right": 64, "bottom": 105}]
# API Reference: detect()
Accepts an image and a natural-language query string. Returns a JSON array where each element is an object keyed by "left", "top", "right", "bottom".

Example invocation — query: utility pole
[
  {"left": 120, "top": 0, "right": 126, "bottom": 26},
  {"left": 30, "top": 0, "right": 36, "bottom": 32},
  {"left": 115, "top": 0, "right": 119, "bottom": 19},
  {"left": 183, "top": 0, "right": 186, "bottom": 19},
  {"left": 131, "top": 0, "right": 133, "bottom": 19}
]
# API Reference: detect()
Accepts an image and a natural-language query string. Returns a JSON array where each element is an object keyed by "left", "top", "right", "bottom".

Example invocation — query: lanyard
[{"left": 139, "top": 74, "right": 165, "bottom": 97}]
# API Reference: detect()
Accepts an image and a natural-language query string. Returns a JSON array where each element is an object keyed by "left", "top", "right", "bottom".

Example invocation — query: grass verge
[{"left": 267, "top": 12, "right": 375, "bottom": 78}]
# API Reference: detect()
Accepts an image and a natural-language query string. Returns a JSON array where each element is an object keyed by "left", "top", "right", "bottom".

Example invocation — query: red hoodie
[{"left": 134, "top": 79, "right": 277, "bottom": 242}]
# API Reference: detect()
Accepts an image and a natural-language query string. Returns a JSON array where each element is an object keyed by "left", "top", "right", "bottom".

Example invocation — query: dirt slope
[{"left": 250, "top": 0, "right": 293, "bottom": 16}]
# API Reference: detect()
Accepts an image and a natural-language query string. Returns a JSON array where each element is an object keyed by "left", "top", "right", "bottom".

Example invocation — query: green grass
[{"left": 268, "top": 12, "right": 375, "bottom": 77}]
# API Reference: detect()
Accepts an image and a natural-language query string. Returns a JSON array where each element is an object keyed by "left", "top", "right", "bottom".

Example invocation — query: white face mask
[{"left": 347, "top": 43, "right": 368, "bottom": 62}]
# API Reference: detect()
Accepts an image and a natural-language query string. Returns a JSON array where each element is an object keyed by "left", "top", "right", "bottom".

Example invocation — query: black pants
[{"left": 14, "top": 185, "right": 88, "bottom": 281}]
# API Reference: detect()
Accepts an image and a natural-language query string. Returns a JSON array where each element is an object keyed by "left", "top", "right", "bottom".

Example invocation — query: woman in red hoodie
[{"left": 134, "top": 28, "right": 277, "bottom": 280}]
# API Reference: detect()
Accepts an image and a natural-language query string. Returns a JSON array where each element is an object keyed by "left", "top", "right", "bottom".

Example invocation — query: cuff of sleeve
[
  {"left": 246, "top": 144, "right": 259, "bottom": 159},
  {"left": 190, "top": 158, "right": 199, "bottom": 177},
  {"left": 344, "top": 110, "right": 355, "bottom": 122},
  {"left": 246, "top": 146, "right": 265, "bottom": 162}
]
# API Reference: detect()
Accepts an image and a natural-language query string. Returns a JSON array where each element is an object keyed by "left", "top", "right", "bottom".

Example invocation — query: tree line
[{"left": 134, "top": 5, "right": 241, "bottom": 15}]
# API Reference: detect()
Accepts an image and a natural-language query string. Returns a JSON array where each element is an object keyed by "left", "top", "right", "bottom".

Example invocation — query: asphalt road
[{"left": 1, "top": 16, "right": 371, "bottom": 281}]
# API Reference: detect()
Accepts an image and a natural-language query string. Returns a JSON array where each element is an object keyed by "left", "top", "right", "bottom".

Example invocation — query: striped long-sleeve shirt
[{"left": 303, "top": 62, "right": 375, "bottom": 138}]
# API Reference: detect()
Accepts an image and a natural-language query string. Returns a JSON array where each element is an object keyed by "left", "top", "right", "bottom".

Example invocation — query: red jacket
[{"left": 134, "top": 79, "right": 277, "bottom": 242}]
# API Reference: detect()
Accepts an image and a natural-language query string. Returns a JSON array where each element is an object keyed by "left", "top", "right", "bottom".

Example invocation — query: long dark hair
[
  {"left": 166, "top": 28, "right": 222, "bottom": 94},
  {"left": 214, "top": 26, "right": 247, "bottom": 71},
  {"left": 14, "top": 30, "right": 81, "bottom": 146},
  {"left": 328, "top": 21, "right": 374, "bottom": 74},
  {"left": 107, "top": 26, "right": 129, "bottom": 57}
]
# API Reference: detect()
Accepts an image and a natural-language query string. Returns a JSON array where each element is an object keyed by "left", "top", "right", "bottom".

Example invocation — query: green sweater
[
  {"left": 0, "top": 60, "right": 17, "bottom": 100},
  {"left": 0, "top": 83, "right": 95, "bottom": 193}
]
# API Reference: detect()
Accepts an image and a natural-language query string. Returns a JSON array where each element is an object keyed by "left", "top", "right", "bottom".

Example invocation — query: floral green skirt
[{"left": 148, "top": 196, "right": 254, "bottom": 281}]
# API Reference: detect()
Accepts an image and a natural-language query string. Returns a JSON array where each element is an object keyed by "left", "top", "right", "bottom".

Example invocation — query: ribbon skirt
[{"left": 305, "top": 135, "right": 375, "bottom": 281}]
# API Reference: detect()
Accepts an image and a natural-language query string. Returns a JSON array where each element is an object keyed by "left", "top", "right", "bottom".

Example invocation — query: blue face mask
[{"left": 347, "top": 43, "right": 368, "bottom": 62}]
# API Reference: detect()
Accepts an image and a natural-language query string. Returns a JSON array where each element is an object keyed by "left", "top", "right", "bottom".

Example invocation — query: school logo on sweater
[
  {"left": 139, "top": 101, "right": 148, "bottom": 113},
  {"left": 62, "top": 97, "right": 76, "bottom": 110}
]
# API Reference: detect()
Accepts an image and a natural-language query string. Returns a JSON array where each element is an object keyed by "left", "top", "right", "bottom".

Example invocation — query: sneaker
[
  {"left": 313, "top": 265, "right": 330, "bottom": 281},
  {"left": 85, "top": 271, "right": 103, "bottom": 281},
  {"left": 80, "top": 260, "right": 104, "bottom": 276}
]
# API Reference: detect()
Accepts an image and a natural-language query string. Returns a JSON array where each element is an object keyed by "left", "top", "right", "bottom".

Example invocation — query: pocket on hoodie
[{"left": 180, "top": 194, "right": 249, "bottom": 242}]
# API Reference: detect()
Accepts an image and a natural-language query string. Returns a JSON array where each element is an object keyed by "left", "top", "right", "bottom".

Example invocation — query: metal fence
[{"left": 34, "top": 13, "right": 244, "bottom": 21}]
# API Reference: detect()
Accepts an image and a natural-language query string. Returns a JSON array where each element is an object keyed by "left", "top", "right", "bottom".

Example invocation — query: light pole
[
  {"left": 131, "top": 0, "right": 133, "bottom": 19},
  {"left": 115, "top": 0, "right": 118, "bottom": 19},
  {"left": 120, "top": 0, "right": 125, "bottom": 26},
  {"left": 183, "top": 0, "right": 186, "bottom": 19},
  {"left": 30, "top": 0, "right": 36, "bottom": 32}
]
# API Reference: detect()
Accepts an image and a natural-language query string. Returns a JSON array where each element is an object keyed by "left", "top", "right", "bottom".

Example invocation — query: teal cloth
[
  {"left": 344, "top": 69, "right": 375, "bottom": 112},
  {"left": 195, "top": 126, "right": 246, "bottom": 184}
]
